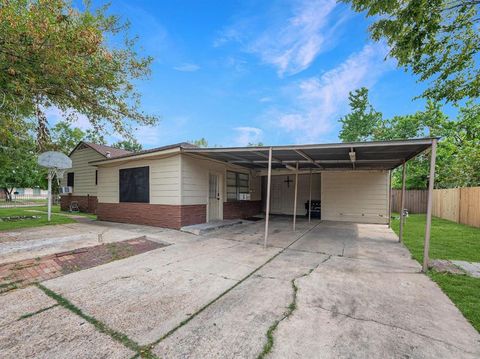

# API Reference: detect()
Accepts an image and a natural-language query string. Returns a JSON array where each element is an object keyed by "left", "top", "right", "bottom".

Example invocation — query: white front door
[{"left": 208, "top": 173, "right": 221, "bottom": 221}]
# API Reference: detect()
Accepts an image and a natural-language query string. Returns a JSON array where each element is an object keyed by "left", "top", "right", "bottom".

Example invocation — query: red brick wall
[
  {"left": 223, "top": 200, "right": 262, "bottom": 219},
  {"left": 60, "top": 195, "right": 98, "bottom": 214},
  {"left": 96, "top": 202, "right": 206, "bottom": 229}
]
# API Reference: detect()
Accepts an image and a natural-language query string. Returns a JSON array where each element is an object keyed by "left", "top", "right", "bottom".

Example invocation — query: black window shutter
[{"left": 119, "top": 167, "right": 149, "bottom": 203}]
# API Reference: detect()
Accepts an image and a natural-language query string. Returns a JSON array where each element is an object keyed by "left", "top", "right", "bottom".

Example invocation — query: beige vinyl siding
[
  {"left": 61, "top": 148, "right": 104, "bottom": 196},
  {"left": 322, "top": 171, "right": 389, "bottom": 224},
  {"left": 181, "top": 154, "right": 261, "bottom": 205},
  {"left": 268, "top": 174, "right": 321, "bottom": 215},
  {"left": 97, "top": 154, "right": 181, "bottom": 205}
]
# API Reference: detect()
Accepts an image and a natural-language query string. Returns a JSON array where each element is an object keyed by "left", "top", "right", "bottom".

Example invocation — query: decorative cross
[{"left": 284, "top": 176, "right": 293, "bottom": 188}]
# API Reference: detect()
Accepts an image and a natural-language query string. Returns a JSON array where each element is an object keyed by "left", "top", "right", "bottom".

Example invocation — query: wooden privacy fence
[
  {"left": 391, "top": 189, "right": 428, "bottom": 214},
  {"left": 391, "top": 187, "right": 480, "bottom": 228}
]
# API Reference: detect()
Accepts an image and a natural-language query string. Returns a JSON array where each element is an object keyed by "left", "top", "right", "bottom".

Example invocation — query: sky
[{"left": 56, "top": 0, "right": 451, "bottom": 149}]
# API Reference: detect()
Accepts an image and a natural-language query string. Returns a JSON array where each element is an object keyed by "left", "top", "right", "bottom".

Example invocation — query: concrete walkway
[{"left": 0, "top": 219, "right": 479, "bottom": 358}]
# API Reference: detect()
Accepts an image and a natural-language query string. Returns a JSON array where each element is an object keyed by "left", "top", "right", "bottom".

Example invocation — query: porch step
[{"left": 180, "top": 219, "right": 246, "bottom": 235}]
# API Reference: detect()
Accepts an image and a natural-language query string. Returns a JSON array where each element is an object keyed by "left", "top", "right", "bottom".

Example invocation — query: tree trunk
[{"left": 3, "top": 188, "right": 13, "bottom": 202}]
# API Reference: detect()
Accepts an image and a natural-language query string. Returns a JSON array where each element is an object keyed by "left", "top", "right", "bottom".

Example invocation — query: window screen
[
  {"left": 226, "top": 171, "right": 249, "bottom": 201},
  {"left": 119, "top": 166, "right": 149, "bottom": 203},
  {"left": 95, "top": 170, "right": 98, "bottom": 185},
  {"left": 67, "top": 172, "right": 74, "bottom": 187}
]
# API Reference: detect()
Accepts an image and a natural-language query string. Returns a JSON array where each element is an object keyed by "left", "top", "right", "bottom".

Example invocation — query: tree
[
  {"left": 0, "top": 119, "right": 45, "bottom": 200},
  {"left": 0, "top": 0, "right": 158, "bottom": 150},
  {"left": 112, "top": 138, "right": 143, "bottom": 152},
  {"left": 191, "top": 138, "right": 209, "bottom": 147},
  {"left": 339, "top": 88, "right": 383, "bottom": 142},
  {"left": 338, "top": 89, "right": 480, "bottom": 189},
  {"left": 84, "top": 130, "right": 107, "bottom": 145},
  {"left": 343, "top": 0, "right": 480, "bottom": 102},
  {"left": 50, "top": 121, "right": 85, "bottom": 154},
  {"left": 248, "top": 142, "right": 264, "bottom": 146}
]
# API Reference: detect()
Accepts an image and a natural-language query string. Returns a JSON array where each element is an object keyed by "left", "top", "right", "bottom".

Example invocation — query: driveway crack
[
  {"left": 316, "top": 304, "right": 478, "bottom": 355},
  {"left": 257, "top": 255, "right": 331, "bottom": 359}
]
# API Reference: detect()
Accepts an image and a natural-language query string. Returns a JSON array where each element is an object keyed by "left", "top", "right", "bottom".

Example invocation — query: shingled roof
[{"left": 70, "top": 141, "right": 132, "bottom": 158}]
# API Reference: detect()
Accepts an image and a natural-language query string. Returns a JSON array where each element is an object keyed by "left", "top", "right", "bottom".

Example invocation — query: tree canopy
[
  {"left": 338, "top": 88, "right": 480, "bottom": 189},
  {"left": 112, "top": 138, "right": 143, "bottom": 152},
  {"left": 0, "top": 118, "right": 45, "bottom": 199},
  {"left": 343, "top": 0, "right": 480, "bottom": 102},
  {"left": 339, "top": 87, "right": 383, "bottom": 142},
  {"left": 0, "top": 0, "right": 158, "bottom": 149}
]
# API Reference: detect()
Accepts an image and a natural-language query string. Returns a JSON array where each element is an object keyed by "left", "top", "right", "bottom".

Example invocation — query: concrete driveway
[{"left": 1, "top": 218, "right": 479, "bottom": 358}]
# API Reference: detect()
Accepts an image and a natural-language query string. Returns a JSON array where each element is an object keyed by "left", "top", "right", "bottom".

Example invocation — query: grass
[
  {"left": 391, "top": 214, "right": 480, "bottom": 332},
  {"left": 34, "top": 205, "right": 97, "bottom": 220},
  {"left": 391, "top": 213, "right": 480, "bottom": 263},
  {"left": 429, "top": 272, "right": 480, "bottom": 333},
  {"left": 0, "top": 205, "right": 76, "bottom": 231}
]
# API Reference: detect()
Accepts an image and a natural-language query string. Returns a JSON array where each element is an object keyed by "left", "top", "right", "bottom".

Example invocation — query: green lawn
[
  {"left": 30, "top": 205, "right": 97, "bottom": 220},
  {"left": 391, "top": 214, "right": 480, "bottom": 263},
  {"left": 0, "top": 205, "right": 76, "bottom": 231},
  {"left": 391, "top": 214, "right": 480, "bottom": 332}
]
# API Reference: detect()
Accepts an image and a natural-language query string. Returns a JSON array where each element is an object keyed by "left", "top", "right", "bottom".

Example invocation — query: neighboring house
[
  {"left": 1, "top": 188, "right": 48, "bottom": 199},
  {"left": 60, "top": 142, "right": 131, "bottom": 213},
  {"left": 77, "top": 138, "right": 433, "bottom": 230}
]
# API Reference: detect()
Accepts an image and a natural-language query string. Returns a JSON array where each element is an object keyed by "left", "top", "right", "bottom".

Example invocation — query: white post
[
  {"left": 308, "top": 168, "right": 312, "bottom": 223},
  {"left": 264, "top": 147, "right": 273, "bottom": 248},
  {"left": 293, "top": 162, "right": 299, "bottom": 231},
  {"left": 423, "top": 139, "right": 437, "bottom": 272},
  {"left": 47, "top": 171, "right": 52, "bottom": 222},
  {"left": 399, "top": 162, "right": 407, "bottom": 242},
  {"left": 388, "top": 170, "right": 392, "bottom": 228}
]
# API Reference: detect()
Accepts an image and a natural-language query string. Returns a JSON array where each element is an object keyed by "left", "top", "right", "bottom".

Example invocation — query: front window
[
  {"left": 226, "top": 171, "right": 249, "bottom": 201},
  {"left": 119, "top": 166, "right": 149, "bottom": 203}
]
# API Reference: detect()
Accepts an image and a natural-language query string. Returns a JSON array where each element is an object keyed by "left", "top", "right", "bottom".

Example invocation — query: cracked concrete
[{"left": 1, "top": 218, "right": 479, "bottom": 358}]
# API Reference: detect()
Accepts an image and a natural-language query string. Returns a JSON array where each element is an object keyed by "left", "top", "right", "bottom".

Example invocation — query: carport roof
[{"left": 183, "top": 138, "right": 437, "bottom": 171}]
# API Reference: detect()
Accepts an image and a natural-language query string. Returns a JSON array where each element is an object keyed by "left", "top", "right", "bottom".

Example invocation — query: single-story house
[
  {"left": 60, "top": 142, "right": 131, "bottom": 213},
  {"left": 61, "top": 138, "right": 435, "bottom": 231}
]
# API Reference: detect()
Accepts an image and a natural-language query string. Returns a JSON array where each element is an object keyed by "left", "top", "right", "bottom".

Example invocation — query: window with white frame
[{"left": 226, "top": 171, "right": 249, "bottom": 201}]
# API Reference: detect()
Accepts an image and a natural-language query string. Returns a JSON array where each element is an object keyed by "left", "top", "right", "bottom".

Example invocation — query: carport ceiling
[{"left": 183, "top": 138, "right": 436, "bottom": 171}]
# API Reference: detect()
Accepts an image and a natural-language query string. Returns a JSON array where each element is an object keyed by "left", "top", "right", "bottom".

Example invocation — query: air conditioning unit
[
  {"left": 238, "top": 193, "right": 251, "bottom": 201},
  {"left": 60, "top": 186, "right": 73, "bottom": 194}
]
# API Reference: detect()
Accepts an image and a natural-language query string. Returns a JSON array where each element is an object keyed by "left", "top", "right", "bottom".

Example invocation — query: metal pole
[
  {"left": 308, "top": 168, "right": 312, "bottom": 223},
  {"left": 399, "top": 162, "right": 407, "bottom": 242},
  {"left": 388, "top": 170, "right": 392, "bottom": 228},
  {"left": 293, "top": 162, "right": 299, "bottom": 231},
  {"left": 47, "top": 171, "right": 52, "bottom": 222},
  {"left": 423, "top": 139, "right": 437, "bottom": 272},
  {"left": 264, "top": 147, "right": 273, "bottom": 248}
]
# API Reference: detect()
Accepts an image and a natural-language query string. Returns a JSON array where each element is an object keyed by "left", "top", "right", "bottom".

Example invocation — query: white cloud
[
  {"left": 215, "top": 0, "right": 343, "bottom": 76},
  {"left": 272, "top": 43, "right": 393, "bottom": 142},
  {"left": 173, "top": 63, "right": 200, "bottom": 72},
  {"left": 252, "top": 0, "right": 337, "bottom": 76},
  {"left": 234, "top": 126, "right": 263, "bottom": 146}
]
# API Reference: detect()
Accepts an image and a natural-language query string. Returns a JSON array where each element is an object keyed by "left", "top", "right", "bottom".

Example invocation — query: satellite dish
[
  {"left": 37, "top": 151, "right": 72, "bottom": 222},
  {"left": 38, "top": 151, "right": 72, "bottom": 170}
]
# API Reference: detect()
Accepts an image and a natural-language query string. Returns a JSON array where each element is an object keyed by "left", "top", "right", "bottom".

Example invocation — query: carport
[{"left": 184, "top": 138, "right": 438, "bottom": 272}]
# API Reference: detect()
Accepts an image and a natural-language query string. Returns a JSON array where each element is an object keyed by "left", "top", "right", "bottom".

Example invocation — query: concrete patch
[
  {"left": 452, "top": 260, "right": 480, "bottom": 278},
  {"left": 270, "top": 307, "right": 479, "bottom": 359},
  {"left": 181, "top": 219, "right": 245, "bottom": 235},
  {"left": 152, "top": 250, "right": 329, "bottom": 358},
  {"left": 153, "top": 275, "right": 292, "bottom": 358},
  {"left": 0, "top": 306, "right": 134, "bottom": 359},
  {"left": 270, "top": 253, "right": 480, "bottom": 358},
  {"left": 0, "top": 221, "right": 195, "bottom": 264},
  {"left": 44, "top": 238, "right": 280, "bottom": 345},
  {"left": 0, "top": 286, "right": 56, "bottom": 327}
]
